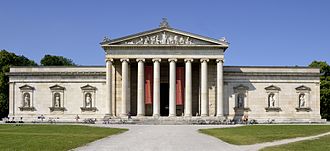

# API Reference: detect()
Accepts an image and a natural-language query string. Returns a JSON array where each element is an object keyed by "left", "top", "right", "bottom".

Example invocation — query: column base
[
  {"left": 103, "top": 114, "right": 113, "bottom": 119},
  {"left": 153, "top": 114, "right": 160, "bottom": 118},
  {"left": 121, "top": 114, "right": 127, "bottom": 117},
  {"left": 137, "top": 114, "right": 145, "bottom": 117},
  {"left": 201, "top": 114, "right": 208, "bottom": 117},
  {"left": 184, "top": 114, "right": 192, "bottom": 117},
  {"left": 168, "top": 114, "right": 176, "bottom": 117}
]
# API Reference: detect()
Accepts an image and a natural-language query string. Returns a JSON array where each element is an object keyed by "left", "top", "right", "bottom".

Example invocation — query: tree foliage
[
  {"left": 0, "top": 50, "right": 37, "bottom": 118},
  {"left": 40, "top": 54, "right": 76, "bottom": 66},
  {"left": 309, "top": 61, "right": 330, "bottom": 120}
]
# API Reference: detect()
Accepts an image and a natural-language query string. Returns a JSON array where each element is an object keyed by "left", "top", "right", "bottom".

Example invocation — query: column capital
[
  {"left": 200, "top": 59, "right": 209, "bottom": 63},
  {"left": 184, "top": 59, "right": 193, "bottom": 63},
  {"left": 168, "top": 58, "right": 177, "bottom": 62},
  {"left": 216, "top": 59, "right": 224, "bottom": 63},
  {"left": 136, "top": 58, "right": 145, "bottom": 62},
  {"left": 152, "top": 58, "right": 161, "bottom": 62},
  {"left": 105, "top": 58, "right": 113, "bottom": 62},
  {"left": 120, "top": 58, "right": 129, "bottom": 62}
]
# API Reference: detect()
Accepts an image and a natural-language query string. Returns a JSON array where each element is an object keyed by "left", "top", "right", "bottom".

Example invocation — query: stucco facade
[{"left": 7, "top": 21, "right": 324, "bottom": 123}]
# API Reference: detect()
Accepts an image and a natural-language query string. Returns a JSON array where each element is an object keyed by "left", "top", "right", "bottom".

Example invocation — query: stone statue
[
  {"left": 85, "top": 93, "right": 92, "bottom": 108},
  {"left": 167, "top": 35, "right": 174, "bottom": 44},
  {"left": 136, "top": 37, "right": 143, "bottom": 44},
  {"left": 185, "top": 37, "right": 193, "bottom": 44},
  {"left": 155, "top": 35, "right": 160, "bottom": 44},
  {"left": 150, "top": 36, "right": 156, "bottom": 44},
  {"left": 159, "top": 18, "right": 170, "bottom": 28},
  {"left": 173, "top": 35, "right": 178, "bottom": 44},
  {"left": 238, "top": 94, "right": 244, "bottom": 108},
  {"left": 299, "top": 94, "right": 305, "bottom": 107},
  {"left": 144, "top": 36, "right": 150, "bottom": 44},
  {"left": 24, "top": 93, "right": 30, "bottom": 107},
  {"left": 102, "top": 36, "right": 110, "bottom": 43},
  {"left": 54, "top": 93, "right": 61, "bottom": 107},
  {"left": 269, "top": 94, "right": 275, "bottom": 107},
  {"left": 179, "top": 37, "right": 185, "bottom": 44},
  {"left": 161, "top": 32, "right": 167, "bottom": 44}
]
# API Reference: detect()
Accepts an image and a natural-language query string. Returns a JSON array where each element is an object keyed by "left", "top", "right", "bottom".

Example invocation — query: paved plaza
[{"left": 74, "top": 125, "right": 330, "bottom": 151}]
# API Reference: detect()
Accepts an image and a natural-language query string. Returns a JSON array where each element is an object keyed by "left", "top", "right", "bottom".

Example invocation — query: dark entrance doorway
[{"left": 160, "top": 83, "right": 169, "bottom": 116}]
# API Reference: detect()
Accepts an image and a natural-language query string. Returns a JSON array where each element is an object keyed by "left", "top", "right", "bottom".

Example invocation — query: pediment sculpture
[{"left": 123, "top": 32, "right": 194, "bottom": 45}]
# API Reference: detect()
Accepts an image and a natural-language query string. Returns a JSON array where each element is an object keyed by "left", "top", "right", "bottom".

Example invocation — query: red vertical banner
[
  {"left": 145, "top": 66, "right": 153, "bottom": 104},
  {"left": 176, "top": 67, "right": 185, "bottom": 105}
]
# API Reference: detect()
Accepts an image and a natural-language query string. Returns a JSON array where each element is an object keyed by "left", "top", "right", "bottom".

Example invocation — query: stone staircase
[{"left": 99, "top": 116, "right": 231, "bottom": 125}]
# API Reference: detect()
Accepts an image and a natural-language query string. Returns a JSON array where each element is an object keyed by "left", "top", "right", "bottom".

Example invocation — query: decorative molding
[
  {"left": 19, "top": 107, "right": 36, "bottom": 111},
  {"left": 81, "top": 84, "right": 97, "bottom": 91},
  {"left": 19, "top": 84, "right": 35, "bottom": 90},
  {"left": 265, "top": 107, "right": 281, "bottom": 112},
  {"left": 295, "top": 85, "right": 311, "bottom": 91},
  {"left": 152, "top": 58, "right": 161, "bottom": 62},
  {"left": 295, "top": 107, "right": 312, "bottom": 112},
  {"left": 265, "top": 85, "right": 281, "bottom": 91},
  {"left": 200, "top": 59, "right": 209, "bottom": 63},
  {"left": 159, "top": 18, "right": 170, "bottom": 28},
  {"left": 168, "top": 58, "right": 177, "bottom": 62},
  {"left": 123, "top": 31, "right": 194, "bottom": 45},
  {"left": 80, "top": 107, "right": 98, "bottom": 112},
  {"left": 233, "top": 84, "right": 249, "bottom": 92},
  {"left": 234, "top": 107, "right": 250, "bottom": 112},
  {"left": 49, "top": 107, "right": 66, "bottom": 112},
  {"left": 49, "top": 84, "right": 65, "bottom": 90}
]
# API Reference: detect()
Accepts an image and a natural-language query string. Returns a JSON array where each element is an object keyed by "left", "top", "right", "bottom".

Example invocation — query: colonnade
[{"left": 105, "top": 58, "right": 224, "bottom": 117}]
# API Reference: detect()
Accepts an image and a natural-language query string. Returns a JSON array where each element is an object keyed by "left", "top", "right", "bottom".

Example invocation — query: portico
[
  {"left": 104, "top": 57, "right": 226, "bottom": 118},
  {"left": 101, "top": 20, "right": 228, "bottom": 118}
]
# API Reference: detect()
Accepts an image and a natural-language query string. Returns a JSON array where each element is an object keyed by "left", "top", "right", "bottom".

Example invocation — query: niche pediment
[
  {"left": 19, "top": 85, "right": 35, "bottom": 90},
  {"left": 81, "top": 84, "right": 97, "bottom": 90},
  {"left": 295, "top": 85, "right": 311, "bottom": 91},
  {"left": 49, "top": 84, "right": 65, "bottom": 90},
  {"left": 265, "top": 85, "right": 281, "bottom": 91}
]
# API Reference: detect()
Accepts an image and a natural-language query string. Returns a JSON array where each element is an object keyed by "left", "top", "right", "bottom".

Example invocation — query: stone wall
[{"left": 8, "top": 66, "right": 323, "bottom": 123}]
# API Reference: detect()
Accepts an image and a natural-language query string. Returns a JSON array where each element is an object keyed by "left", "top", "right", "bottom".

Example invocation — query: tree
[
  {"left": 0, "top": 50, "right": 37, "bottom": 118},
  {"left": 309, "top": 61, "right": 330, "bottom": 120},
  {"left": 40, "top": 54, "right": 76, "bottom": 66}
]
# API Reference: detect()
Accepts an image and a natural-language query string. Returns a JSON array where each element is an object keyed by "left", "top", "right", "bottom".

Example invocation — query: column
[
  {"left": 184, "top": 59, "right": 193, "bottom": 117},
  {"left": 137, "top": 58, "right": 145, "bottom": 116},
  {"left": 200, "top": 59, "right": 209, "bottom": 116},
  {"left": 105, "top": 58, "right": 113, "bottom": 116},
  {"left": 153, "top": 59, "right": 161, "bottom": 117},
  {"left": 8, "top": 82, "right": 14, "bottom": 116},
  {"left": 120, "top": 59, "right": 129, "bottom": 116},
  {"left": 169, "top": 58, "right": 177, "bottom": 117},
  {"left": 216, "top": 59, "right": 224, "bottom": 117}
]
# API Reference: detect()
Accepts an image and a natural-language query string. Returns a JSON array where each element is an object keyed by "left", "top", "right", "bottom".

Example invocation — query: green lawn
[
  {"left": 199, "top": 125, "right": 330, "bottom": 145},
  {"left": 261, "top": 134, "right": 330, "bottom": 151},
  {"left": 0, "top": 124, "right": 127, "bottom": 151}
]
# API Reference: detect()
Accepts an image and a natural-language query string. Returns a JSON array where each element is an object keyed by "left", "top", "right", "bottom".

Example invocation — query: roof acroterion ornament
[
  {"left": 102, "top": 36, "right": 111, "bottom": 43},
  {"left": 159, "top": 18, "right": 170, "bottom": 28}
]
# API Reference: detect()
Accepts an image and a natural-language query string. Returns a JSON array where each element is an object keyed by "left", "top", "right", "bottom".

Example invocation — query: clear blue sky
[{"left": 0, "top": 0, "right": 329, "bottom": 66}]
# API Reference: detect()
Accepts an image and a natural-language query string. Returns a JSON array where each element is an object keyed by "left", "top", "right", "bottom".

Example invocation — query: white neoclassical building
[{"left": 7, "top": 20, "right": 324, "bottom": 123}]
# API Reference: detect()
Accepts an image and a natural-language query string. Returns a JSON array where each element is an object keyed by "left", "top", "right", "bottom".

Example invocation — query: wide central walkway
[
  {"left": 74, "top": 125, "right": 241, "bottom": 151},
  {"left": 74, "top": 124, "right": 330, "bottom": 151}
]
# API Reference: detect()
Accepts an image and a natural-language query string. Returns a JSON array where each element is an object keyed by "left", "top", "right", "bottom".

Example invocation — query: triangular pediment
[
  {"left": 19, "top": 84, "right": 35, "bottom": 90},
  {"left": 49, "top": 84, "right": 65, "bottom": 90},
  {"left": 233, "top": 84, "right": 249, "bottom": 91},
  {"left": 295, "top": 85, "right": 311, "bottom": 91},
  {"left": 265, "top": 85, "right": 281, "bottom": 91},
  {"left": 101, "top": 27, "right": 228, "bottom": 47},
  {"left": 81, "top": 84, "right": 97, "bottom": 90}
]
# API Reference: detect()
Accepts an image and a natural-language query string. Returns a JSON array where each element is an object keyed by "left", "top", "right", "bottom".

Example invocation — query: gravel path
[{"left": 74, "top": 124, "right": 330, "bottom": 151}]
